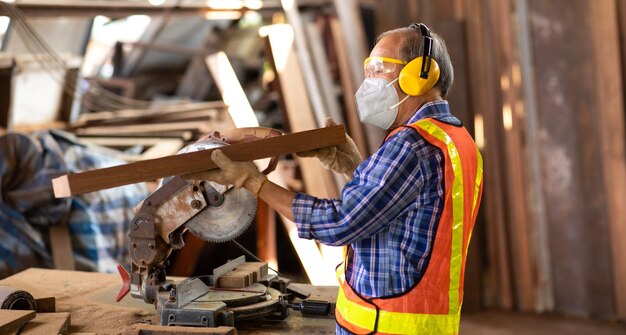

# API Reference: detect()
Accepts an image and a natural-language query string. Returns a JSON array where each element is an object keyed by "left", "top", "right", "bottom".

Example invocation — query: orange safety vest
[{"left": 335, "top": 118, "right": 484, "bottom": 335}]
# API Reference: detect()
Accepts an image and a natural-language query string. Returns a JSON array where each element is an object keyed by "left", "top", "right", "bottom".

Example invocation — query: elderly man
[{"left": 187, "top": 23, "right": 483, "bottom": 335}]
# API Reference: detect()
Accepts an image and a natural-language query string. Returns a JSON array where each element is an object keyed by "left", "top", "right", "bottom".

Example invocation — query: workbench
[{"left": 0, "top": 268, "right": 338, "bottom": 334}]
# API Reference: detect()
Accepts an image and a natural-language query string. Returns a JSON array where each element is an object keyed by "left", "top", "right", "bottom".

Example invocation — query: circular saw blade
[
  {"left": 173, "top": 140, "right": 257, "bottom": 243},
  {"left": 186, "top": 182, "right": 257, "bottom": 243}
]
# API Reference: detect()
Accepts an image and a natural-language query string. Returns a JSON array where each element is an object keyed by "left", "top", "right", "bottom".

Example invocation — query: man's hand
[
  {"left": 183, "top": 150, "right": 268, "bottom": 197},
  {"left": 298, "top": 118, "right": 362, "bottom": 179}
]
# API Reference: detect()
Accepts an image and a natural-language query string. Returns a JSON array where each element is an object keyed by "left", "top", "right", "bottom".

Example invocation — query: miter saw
[{"left": 114, "top": 128, "right": 333, "bottom": 327}]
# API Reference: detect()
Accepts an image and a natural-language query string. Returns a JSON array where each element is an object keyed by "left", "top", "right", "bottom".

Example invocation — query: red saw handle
[{"left": 115, "top": 264, "right": 130, "bottom": 302}]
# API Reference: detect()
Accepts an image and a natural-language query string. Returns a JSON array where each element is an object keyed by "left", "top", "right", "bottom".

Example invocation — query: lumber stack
[{"left": 69, "top": 101, "right": 233, "bottom": 142}]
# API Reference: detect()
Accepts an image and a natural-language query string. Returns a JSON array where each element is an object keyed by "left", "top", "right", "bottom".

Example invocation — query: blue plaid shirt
[{"left": 293, "top": 101, "right": 461, "bottom": 300}]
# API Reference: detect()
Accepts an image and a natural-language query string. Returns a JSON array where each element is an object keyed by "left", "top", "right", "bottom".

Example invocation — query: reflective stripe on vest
[
  {"left": 415, "top": 120, "right": 465, "bottom": 315},
  {"left": 335, "top": 118, "right": 483, "bottom": 335}
]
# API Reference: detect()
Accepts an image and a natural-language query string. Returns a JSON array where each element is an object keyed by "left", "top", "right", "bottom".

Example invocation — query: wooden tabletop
[{"left": 0, "top": 268, "right": 337, "bottom": 334}]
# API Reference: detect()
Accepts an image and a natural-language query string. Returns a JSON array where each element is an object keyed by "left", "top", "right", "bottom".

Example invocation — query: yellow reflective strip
[
  {"left": 472, "top": 147, "right": 483, "bottom": 218},
  {"left": 464, "top": 147, "right": 483, "bottom": 266},
  {"left": 377, "top": 310, "right": 460, "bottom": 335},
  {"left": 364, "top": 56, "right": 408, "bottom": 67},
  {"left": 415, "top": 120, "right": 464, "bottom": 315},
  {"left": 337, "top": 285, "right": 461, "bottom": 335},
  {"left": 335, "top": 285, "right": 377, "bottom": 331}
]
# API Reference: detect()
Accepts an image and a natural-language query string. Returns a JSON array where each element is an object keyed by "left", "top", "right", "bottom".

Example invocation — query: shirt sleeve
[{"left": 292, "top": 129, "right": 427, "bottom": 246}]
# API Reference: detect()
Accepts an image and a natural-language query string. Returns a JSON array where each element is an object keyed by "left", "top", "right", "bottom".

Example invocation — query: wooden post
[
  {"left": 256, "top": 200, "right": 277, "bottom": 271},
  {"left": 332, "top": 0, "right": 386, "bottom": 154},
  {"left": 262, "top": 24, "right": 339, "bottom": 199},
  {"left": 0, "top": 55, "right": 12, "bottom": 129},
  {"left": 515, "top": 0, "right": 554, "bottom": 312},
  {"left": 329, "top": 17, "right": 369, "bottom": 157},
  {"left": 524, "top": 0, "right": 616, "bottom": 318},
  {"left": 590, "top": 0, "right": 626, "bottom": 320},
  {"left": 280, "top": 0, "right": 327, "bottom": 127},
  {"left": 463, "top": 0, "right": 514, "bottom": 310}
]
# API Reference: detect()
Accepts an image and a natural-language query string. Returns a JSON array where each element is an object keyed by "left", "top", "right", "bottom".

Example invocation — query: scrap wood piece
[
  {"left": 20, "top": 312, "right": 70, "bottom": 335},
  {"left": 0, "top": 310, "right": 35, "bottom": 334},
  {"left": 52, "top": 125, "right": 346, "bottom": 197},
  {"left": 124, "top": 324, "right": 237, "bottom": 335},
  {"left": 34, "top": 297, "right": 55, "bottom": 313}
]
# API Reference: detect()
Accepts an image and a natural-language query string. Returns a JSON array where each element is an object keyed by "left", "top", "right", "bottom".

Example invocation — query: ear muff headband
[{"left": 398, "top": 23, "right": 441, "bottom": 96}]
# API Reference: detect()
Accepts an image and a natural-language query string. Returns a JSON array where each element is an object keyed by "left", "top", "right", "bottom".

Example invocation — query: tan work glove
[
  {"left": 183, "top": 150, "right": 268, "bottom": 197},
  {"left": 297, "top": 118, "right": 362, "bottom": 179}
]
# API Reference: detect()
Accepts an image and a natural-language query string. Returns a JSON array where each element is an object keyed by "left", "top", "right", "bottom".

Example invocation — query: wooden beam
[
  {"left": 281, "top": 0, "right": 327, "bottom": 128},
  {"left": 329, "top": 17, "right": 368, "bottom": 157},
  {"left": 0, "top": 310, "right": 35, "bottom": 335},
  {"left": 205, "top": 52, "right": 259, "bottom": 128},
  {"left": 463, "top": 0, "right": 514, "bottom": 310},
  {"left": 516, "top": 0, "right": 554, "bottom": 312},
  {"left": 590, "top": 0, "right": 626, "bottom": 320},
  {"left": 52, "top": 125, "right": 346, "bottom": 197},
  {"left": 20, "top": 312, "right": 71, "bottom": 335},
  {"left": 124, "top": 324, "right": 237, "bottom": 335},
  {"left": 256, "top": 200, "right": 277, "bottom": 271},
  {"left": 0, "top": 55, "right": 12, "bottom": 129},
  {"left": 332, "top": 0, "right": 386, "bottom": 155},
  {"left": 262, "top": 24, "right": 339, "bottom": 198},
  {"left": 527, "top": 0, "right": 615, "bottom": 318}
]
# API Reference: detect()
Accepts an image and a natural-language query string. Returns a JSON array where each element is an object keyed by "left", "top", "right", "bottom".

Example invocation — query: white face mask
[{"left": 354, "top": 77, "right": 409, "bottom": 130}]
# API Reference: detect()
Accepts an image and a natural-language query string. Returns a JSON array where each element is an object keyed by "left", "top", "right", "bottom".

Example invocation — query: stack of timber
[{"left": 69, "top": 101, "right": 233, "bottom": 142}]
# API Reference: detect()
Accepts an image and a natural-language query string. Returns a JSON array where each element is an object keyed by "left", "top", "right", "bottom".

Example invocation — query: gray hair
[{"left": 377, "top": 26, "right": 454, "bottom": 98}]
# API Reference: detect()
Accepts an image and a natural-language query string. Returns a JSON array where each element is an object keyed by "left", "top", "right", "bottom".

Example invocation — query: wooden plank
[
  {"left": 515, "top": 0, "right": 554, "bottom": 312},
  {"left": 255, "top": 200, "right": 277, "bottom": 271},
  {"left": 73, "top": 109, "right": 224, "bottom": 129},
  {"left": 52, "top": 125, "right": 346, "bottom": 197},
  {"left": 34, "top": 297, "right": 55, "bottom": 313},
  {"left": 0, "top": 310, "right": 35, "bottom": 334},
  {"left": 50, "top": 225, "right": 75, "bottom": 271},
  {"left": 236, "top": 262, "right": 269, "bottom": 282},
  {"left": 305, "top": 20, "right": 344, "bottom": 125},
  {"left": 217, "top": 270, "right": 252, "bottom": 288},
  {"left": 462, "top": 0, "right": 514, "bottom": 310},
  {"left": 0, "top": 55, "right": 13, "bottom": 129},
  {"left": 590, "top": 0, "right": 626, "bottom": 320},
  {"left": 205, "top": 52, "right": 259, "bottom": 128},
  {"left": 332, "top": 0, "right": 386, "bottom": 154},
  {"left": 281, "top": 0, "right": 327, "bottom": 127},
  {"left": 527, "top": 0, "right": 615, "bottom": 318},
  {"left": 329, "top": 17, "right": 368, "bottom": 157},
  {"left": 76, "top": 101, "right": 226, "bottom": 123},
  {"left": 124, "top": 324, "right": 237, "bottom": 335},
  {"left": 489, "top": 0, "right": 536, "bottom": 312},
  {"left": 20, "top": 312, "right": 70, "bottom": 335},
  {"left": 262, "top": 24, "right": 339, "bottom": 199},
  {"left": 73, "top": 121, "right": 221, "bottom": 136}
]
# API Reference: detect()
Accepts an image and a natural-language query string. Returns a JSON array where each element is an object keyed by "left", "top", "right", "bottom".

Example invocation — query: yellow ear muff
[{"left": 398, "top": 57, "right": 440, "bottom": 96}]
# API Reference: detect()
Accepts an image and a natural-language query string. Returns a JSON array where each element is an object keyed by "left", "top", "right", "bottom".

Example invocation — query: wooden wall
[{"left": 370, "top": 0, "right": 626, "bottom": 320}]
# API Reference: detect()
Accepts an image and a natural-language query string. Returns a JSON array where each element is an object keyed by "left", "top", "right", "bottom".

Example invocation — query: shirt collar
[{"left": 405, "top": 100, "right": 452, "bottom": 125}]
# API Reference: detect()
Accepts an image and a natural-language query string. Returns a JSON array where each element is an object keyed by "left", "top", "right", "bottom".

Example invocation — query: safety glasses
[{"left": 363, "top": 56, "right": 407, "bottom": 77}]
